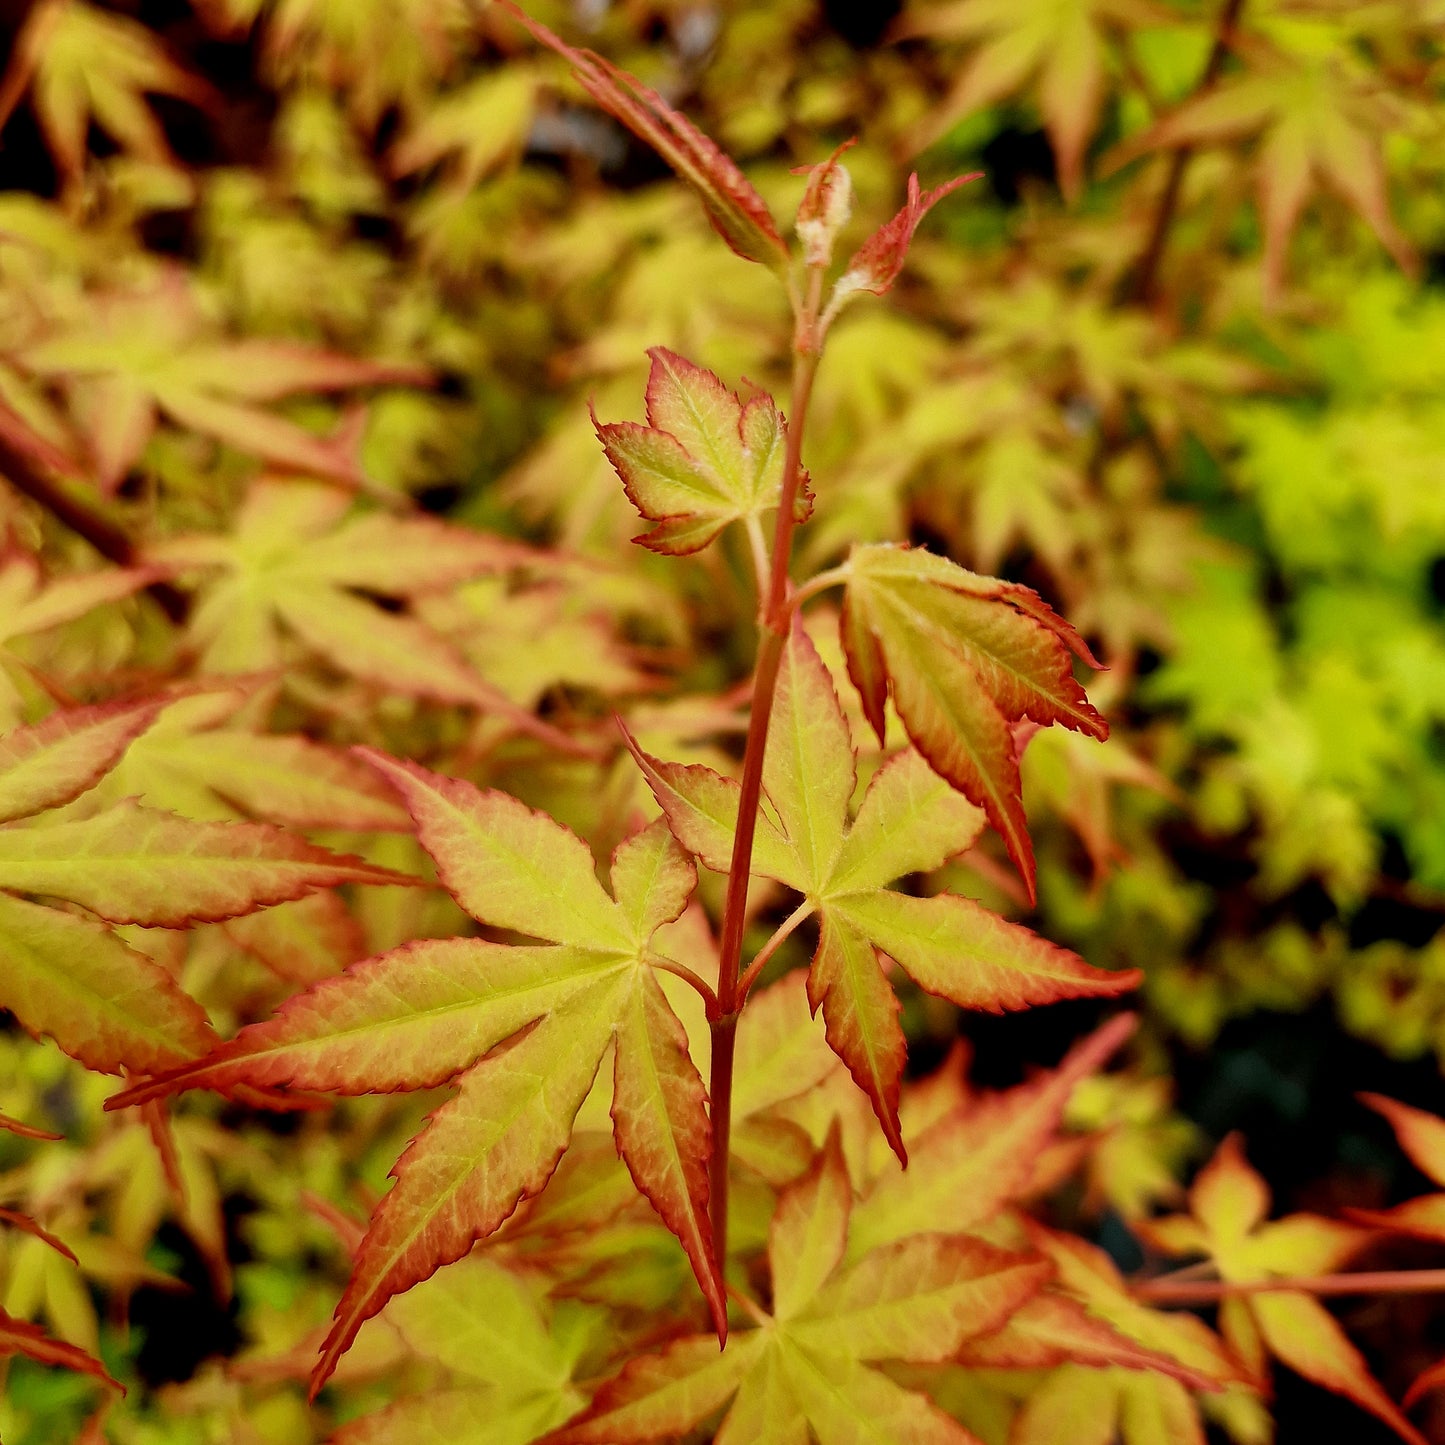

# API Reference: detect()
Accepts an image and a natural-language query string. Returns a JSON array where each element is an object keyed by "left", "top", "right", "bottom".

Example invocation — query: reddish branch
[{"left": 1127, "top": 0, "right": 1246, "bottom": 305}]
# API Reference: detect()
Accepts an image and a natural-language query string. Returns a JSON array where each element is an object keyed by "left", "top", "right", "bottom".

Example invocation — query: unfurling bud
[
  {"left": 793, "top": 140, "right": 856, "bottom": 269},
  {"left": 830, "top": 170, "right": 981, "bottom": 306}
]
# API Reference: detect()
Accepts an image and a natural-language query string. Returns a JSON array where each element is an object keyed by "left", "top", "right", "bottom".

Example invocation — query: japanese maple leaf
[
  {"left": 999, "top": 1223, "right": 1249, "bottom": 1445},
  {"left": 1347, "top": 1094, "right": 1445, "bottom": 1243},
  {"left": 1138, "top": 1134, "right": 1426, "bottom": 1445},
  {"left": 547, "top": 1128, "right": 1050, "bottom": 1444},
  {"left": 107, "top": 764, "right": 731, "bottom": 1396},
  {"left": 335, "top": 1254, "right": 596, "bottom": 1445},
  {"left": 151, "top": 479, "right": 570, "bottom": 749},
  {"left": 86, "top": 684, "right": 410, "bottom": 833},
  {"left": 628, "top": 623, "right": 1135, "bottom": 1160},
  {"left": 0, "top": 0, "right": 215, "bottom": 187},
  {"left": 0, "top": 554, "right": 158, "bottom": 729},
  {"left": 840, "top": 543, "right": 1109, "bottom": 899},
  {"left": 0, "top": 699, "right": 405, "bottom": 1078},
  {"left": 897, "top": 0, "right": 1169, "bottom": 200},
  {"left": 1104, "top": 16, "right": 1418, "bottom": 296},
  {"left": 594, "top": 348, "right": 807, "bottom": 556},
  {"left": 15, "top": 277, "right": 429, "bottom": 492},
  {"left": 0, "top": 1306, "right": 120, "bottom": 1395}
]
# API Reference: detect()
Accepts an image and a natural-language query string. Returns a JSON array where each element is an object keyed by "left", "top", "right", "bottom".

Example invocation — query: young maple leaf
[
  {"left": 594, "top": 348, "right": 806, "bottom": 556},
  {"left": 547, "top": 1127, "right": 1050, "bottom": 1445},
  {"left": 0, "top": 700, "right": 406, "bottom": 1078},
  {"left": 628, "top": 623, "right": 1135, "bottom": 1160},
  {"left": 896, "top": 0, "right": 1168, "bottom": 200},
  {"left": 0, "top": 0, "right": 216, "bottom": 187},
  {"left": 840, "top": 543, "right": 1109, "bottom": 900},
  {"left": 15, "top": 278, "right": 429, "bottom": 493},
  {"left": 1103, "top": 18, "right": 1419, "bottom": 296},
  {"left": 0, "top": 555, "right": 160, "bottom": 729},
  {"left": 500, "top": 2, "right": 788, "bottom": 271},
  {"left": 1137, "top": 1134, "right": 1426, "bottom": 1445},
  {"left": 107, "top": 765, "right": 731, "bottom": 1396},
  {"left": 151, "top": 479, "right": 572, "bottom": 750}
]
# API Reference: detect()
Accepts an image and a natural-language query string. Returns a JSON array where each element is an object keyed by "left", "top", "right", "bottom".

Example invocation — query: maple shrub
[{"left": 3, "top": 0, "right": 1445, "bottom": 1443}]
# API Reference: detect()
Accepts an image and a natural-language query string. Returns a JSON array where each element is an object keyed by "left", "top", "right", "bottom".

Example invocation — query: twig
[
  {"left": 1125, "top": 0, "right": 1245, "bottom": 306},
  {"left": 1133, "top": 1268, "right": 1445, "bottom": 1306}
]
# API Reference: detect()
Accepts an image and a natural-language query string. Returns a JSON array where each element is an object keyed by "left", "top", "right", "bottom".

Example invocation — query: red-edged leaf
[
  {"left": 499, "top": 3, "right": 787, "bottom": 269},
  {"left": 807, "top": 911, "right": 909, "bottom": 1164},
  {"left": 611, "top": 969, "right": 725, "bottom": 1342},
  {"left": 594, "top": 349, "right": 791, "bottom": 556},
  {"left": 832, "top": 173, "right": 980, "bottom": 302},
  {"left": 222, "top": 892, "right": 366, "bottom": 987},
  {"left": 311, "top": 989, "right": 621, "bottom": 1398},
  {"left": 834, "top": 890, "right": 1138, "bottom": 1012},
  {"left": 958, "top": 1288, "right": 1225, "bottom": 1387},
  {"left": 0, "top": 1207, "right": 79, "bottom": 1264},
  {"left": 1253, "top": 1291, "right": 1428, "bottom": 1445},
  {"left": 0, "top": 890, "right": 217, "bottom": 1075},
  {"left": 0, "top": 1306, "right": 122, "bottom": 1393},
  {"left": 840, "top": 543, "right": 1108, "bottom": 900},
  {"left": 0, "top": 698, "right": 165, "bottom": 824},
  {"left": 0, "top": 800, "right": 411, "bottom": 925},
  {"left": 849, "top": 1014, "right": 1134, "bottom": 1256},
  {"left": 1361, "top": 1094, "right": 1445, "bottom": 1185}
]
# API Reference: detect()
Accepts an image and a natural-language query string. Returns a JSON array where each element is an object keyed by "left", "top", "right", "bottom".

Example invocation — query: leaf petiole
[{"left": 737, "top": 899, "right": 815, "bottom": 1007}]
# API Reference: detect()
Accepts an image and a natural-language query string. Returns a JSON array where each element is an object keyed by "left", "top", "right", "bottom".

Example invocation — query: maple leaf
[
  {"left": 594, "top": 348, "right": 805, "bottom": 556},
  {"left": 1346, "top": 1094, "right": 1445, "bottom": 1242},
  {"left": 629, "top": 623, "right": 1135, "bottom": 1160},
  {"left": 500, "top": 2, "right": 789, "bottom": 270},
  {"left": 88, "top": 685, "right": 410, "bottom": 832},
  {"left": 897, "top": 0, "right": 1168, "bottom": 200},
  {"left": 0, "top": 1304, "right": 122, "bottom": 1394},
  {"left": 547, "top": 1127, "right": 1050, "bottom": 1444},
  {"left": 336, "top": 1254, "right": 595, "bottom": 1444},
  {"left": 840, "top": 543, "right": 1109, "bottom": 899},
  {"left": 0, "top": 0, "right": 216, "bottom": 187},
  {"left": 988, "top": 1222, "right": 1249, "bottom": 1445},
  {"left": 15, "top": 278, "right": 430, "bottom": 493},
  {"left": 829, "top": 172, "right": 980, "bottom": 309},
  {"left": 846, "top": 1013, "right": 1137, "bottom": 1256},
  {"left": 0, "top": 701, "right": 407, "bottom": 1077},
  {"left": 107, "top": 763, "right": 732, "bottom": 1396},
  {"left": 151, "top": 479, "right": 574, "bottom": 750},
  {"left": 1138, "top": 1134, "right": 1426, "bottom": 1445},
  {"left": 1103, "top": 16, "right": 1419, "bottom": 295},
  {"left": 0, "top": 555, "right": 159, "bottom": 729}
]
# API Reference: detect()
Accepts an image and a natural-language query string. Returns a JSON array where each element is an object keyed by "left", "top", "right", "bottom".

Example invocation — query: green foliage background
[{"left": 1, "top": 0, "right": 1444, "bottom": 1440}]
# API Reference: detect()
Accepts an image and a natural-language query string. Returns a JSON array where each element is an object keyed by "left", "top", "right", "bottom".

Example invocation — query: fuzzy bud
[{"left": 794, "top": 141, "right": 856, "bottom": 269}]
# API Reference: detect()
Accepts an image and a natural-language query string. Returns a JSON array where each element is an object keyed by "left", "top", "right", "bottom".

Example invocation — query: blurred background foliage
[{"left": 1, "top": 0, "right": 1445, "bottom": 1439}]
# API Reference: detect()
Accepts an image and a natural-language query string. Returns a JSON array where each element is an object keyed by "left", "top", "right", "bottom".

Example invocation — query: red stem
[
  {"left": 707, "top": 270, "right": 824, "bottom": 1269},
  {"left": 1133, "top": 1268, "right": 1445, "bottom": 1305}
]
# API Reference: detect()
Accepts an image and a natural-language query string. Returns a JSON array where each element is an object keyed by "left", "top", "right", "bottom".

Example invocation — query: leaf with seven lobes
[
  {"left": 841, "top": 543, "right": 1108, "bottom": 900},
  {"left": 632, "top": 623, "right": 1135, "bottom": 1160},
  {"left": 595, "top": 348, "right": 804, "bottom": 555},
  {"left": 108, "top": 756, "right": 728, "bottom": 1396},
  {"left": 548, "top": 1128, "right": 1049, "bottom": 1444}
]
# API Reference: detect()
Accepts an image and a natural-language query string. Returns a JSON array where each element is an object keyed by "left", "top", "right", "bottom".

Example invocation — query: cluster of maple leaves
[{"left": 0, "top": 0, "right": 1443, "bottom": 1442}]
